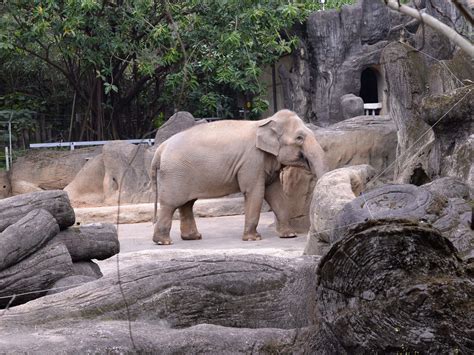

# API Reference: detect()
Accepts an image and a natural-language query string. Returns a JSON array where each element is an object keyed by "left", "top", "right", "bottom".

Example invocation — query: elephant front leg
[
  {"left": 179, "top": 199, "right": 202, "bottom": 240},
  {"left": 264, "top": 178, "right": 297, "bottom": 238},
  {"left": 153, "top": 204, "right": 176, "bottom": 245},
  {"left": 242, "top": 188, "right": 264, "bottom": 241}
]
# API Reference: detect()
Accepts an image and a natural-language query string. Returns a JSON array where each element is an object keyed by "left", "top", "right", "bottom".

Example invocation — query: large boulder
[
  {"left": 63, "top": 154, "right": 106, "bottom": 206},
  {"left": 422, "top": 176, "right": 471, "bottom": 200},
  {"left": 312, "top": 115, "right": 397, "bottom": 174},
  {"left": 340, "top": 94, "right": 364, "bottom": 120},
  {"left": 65, "top": 141, "right": 154, "bottom": 206},
  {"left": 154, "top": 111, "right": 205, "bottom": 147},
  {"left": 9, "top": 147, "right": 100, "bottom": 195},
  {"left": 304, "top": 164, "right": 376, "bottom": 255}
]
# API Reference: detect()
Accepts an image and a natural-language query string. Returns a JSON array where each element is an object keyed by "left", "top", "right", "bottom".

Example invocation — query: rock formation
[
  {"left": 9, "top": 147, "right": 100, "bottom": 195},
  {"left": 280, "top": 0, "right": 412, "bottom": 124},
  {"left": 64, "top": 111, "right": 205, "bottom": 207},
  {"left": 304, "top": 164, "right": 376, "bottom": 255}
]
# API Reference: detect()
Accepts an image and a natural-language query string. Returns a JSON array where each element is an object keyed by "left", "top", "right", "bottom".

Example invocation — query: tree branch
[{"left": 384, "top": 0, "right": 474, "bottom": 57}]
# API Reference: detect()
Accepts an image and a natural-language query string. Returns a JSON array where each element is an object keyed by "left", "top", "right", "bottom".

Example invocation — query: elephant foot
[
  {"left": 153, "top": 234, "right": 173, "bottom": 245},
  {"left": 242, "top": 232, "right": 262, "bottom": 241},
  {"left": 181, "top": 232, "right": 202, "bottom": 241}
]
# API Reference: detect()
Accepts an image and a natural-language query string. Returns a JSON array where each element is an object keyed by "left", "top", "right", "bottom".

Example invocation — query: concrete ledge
[{"left": 74, "top": 197, "right": 271, "bottom": 224}]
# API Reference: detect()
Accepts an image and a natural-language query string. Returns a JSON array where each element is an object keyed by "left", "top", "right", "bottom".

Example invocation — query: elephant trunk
[{"left": 304, "top": 134, "right": 328, "bottom": 180}]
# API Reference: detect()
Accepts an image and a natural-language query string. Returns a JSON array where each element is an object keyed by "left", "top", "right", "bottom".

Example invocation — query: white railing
[
  {"left": 30, "top": 139, "right": 155, "bottom": 150},
  {"left": 364, "top": 102, "right": 382, "bottom": 116}
]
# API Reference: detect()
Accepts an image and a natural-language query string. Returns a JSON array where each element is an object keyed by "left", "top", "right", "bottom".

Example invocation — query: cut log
[
  {"left": 0, "top": 255, "right": 319, "bottom": 330},
  {"left": 48, "top": 223, "right": 119, "bottom": 261},
  {"left": 0, "top": 209, "right": 59, "bottom": 271},
  {"left": 316, "top": 219, "right": 473, "bottom": 353},
  {"left": 0, "top": 190, "right": 75, "bottom": 232},
  {"left": 0, "top": 243, "right": 73, "bottom": 308},
  {"left": 333, "top": 184, "right": 473, "bottom": 256}
]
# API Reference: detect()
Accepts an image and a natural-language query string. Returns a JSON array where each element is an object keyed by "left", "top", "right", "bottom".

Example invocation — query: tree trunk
[
  {"left": 0, "top": 243, "right": 73, "bottom": 308},
  {"left": 316, "top": 220, "right": 473, "bottom": 353},
  {"left": 0, "top": 209, "right": 59, "bottom": 271},
  {"left": 0, "top": 190, "right": 75, "bottom": 232},
  {"left": 48, "top": 223, "right": 119, "bottom": 262}
]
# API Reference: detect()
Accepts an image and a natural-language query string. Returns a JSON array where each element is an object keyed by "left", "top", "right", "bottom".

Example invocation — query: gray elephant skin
[{"left": 150, "top": 109, "right": 327, "bottom": 244}]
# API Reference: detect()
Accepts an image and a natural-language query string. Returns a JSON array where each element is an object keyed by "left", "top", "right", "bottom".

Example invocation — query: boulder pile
[{"left": 0, "top": 190, "right": 119, "bottom": 308}]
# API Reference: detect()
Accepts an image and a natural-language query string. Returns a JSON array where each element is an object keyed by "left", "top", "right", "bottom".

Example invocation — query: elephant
[{"left": 150, "top": 109, "right": 327, "bottom": 245}]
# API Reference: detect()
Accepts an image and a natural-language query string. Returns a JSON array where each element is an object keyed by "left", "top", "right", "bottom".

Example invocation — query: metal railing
[{"left": 29, "top": 139, "right": 155, "bottom": 150}]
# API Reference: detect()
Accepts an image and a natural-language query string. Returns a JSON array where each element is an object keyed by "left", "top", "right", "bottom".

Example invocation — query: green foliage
[
  {"left": 0, "top": 110, "right": 36, "bottom": 140},
  {"left": 152, "top": 112, "right": 165, "bottom": 129},
  {"left": 0, "top": 0, "right": 355, "bottom": 138}
]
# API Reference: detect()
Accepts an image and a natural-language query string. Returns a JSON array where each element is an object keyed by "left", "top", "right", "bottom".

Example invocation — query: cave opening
[
  {"left": 360, "top": 68, "right": 379, "bottom": 104},
  {"left": 410, "top": 166, "right": 431, "bottom": 186}
]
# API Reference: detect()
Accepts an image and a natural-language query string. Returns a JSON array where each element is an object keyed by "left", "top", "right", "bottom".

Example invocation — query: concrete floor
[{"left": 98, "top": 212, "right": 309, "bottom": 274}]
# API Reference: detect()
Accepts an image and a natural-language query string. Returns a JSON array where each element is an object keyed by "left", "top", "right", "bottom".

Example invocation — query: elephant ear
[{"left": 256, "top": 119, "right": 280, "bottom": 156}]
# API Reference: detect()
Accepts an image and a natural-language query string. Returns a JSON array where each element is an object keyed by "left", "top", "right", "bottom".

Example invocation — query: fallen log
[
  {"left": 0, "top": 243, "right": 73, "bottom": 308},
  {"left": 47, "top": 275, "right": 97, "bottom": 295},
  {"left": 316, "top": 219, "right": 473, "bottom": 353},
  {"left": 0, "top": 209, "right": 59, "bottom": 271},
  {"left": 0, "top": 255, "right": 319, "bottom": 330},
  {"left": 0, "top": 190, "right": 75, "bottom": 232},
  {"left": 48, "top": 223, "right": 119, "bottom": 261}
]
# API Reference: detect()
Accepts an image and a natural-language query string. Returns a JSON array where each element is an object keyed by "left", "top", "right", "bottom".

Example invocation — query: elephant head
[{"left": 256, "top": 109, "right": 327, "bottom": 179}]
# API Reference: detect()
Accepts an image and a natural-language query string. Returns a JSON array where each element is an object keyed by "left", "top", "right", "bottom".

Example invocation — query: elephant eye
[{"left": 295, "top": 135, "right": 304, "bottom": 143}]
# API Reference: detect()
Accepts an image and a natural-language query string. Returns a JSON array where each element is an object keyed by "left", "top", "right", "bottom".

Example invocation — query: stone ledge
[{"left": 74, "top": 197, "right": 271, "bottom": 224}]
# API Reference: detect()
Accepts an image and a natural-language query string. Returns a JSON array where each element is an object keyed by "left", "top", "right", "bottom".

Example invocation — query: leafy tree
[{"left": 0, "top": 0, "right": 353, "bottom": 140}]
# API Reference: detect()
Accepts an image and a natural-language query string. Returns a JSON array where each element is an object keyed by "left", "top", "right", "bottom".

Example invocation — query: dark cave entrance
[
  {"left": 360, "top": 68, "right": 379, "bottom": 104},
  {"left": 360, "top": 67, "right": 383, "bottom": 116}
]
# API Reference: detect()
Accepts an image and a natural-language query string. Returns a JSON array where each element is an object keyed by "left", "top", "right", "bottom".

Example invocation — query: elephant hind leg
[
  {"left": 153, "top": 204, "right": 176, "bottom": 245},
  {"left": 179, "top": 199, "right": 202, "bottom": 241}
]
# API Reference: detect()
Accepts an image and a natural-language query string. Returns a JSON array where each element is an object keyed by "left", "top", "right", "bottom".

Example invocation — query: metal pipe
[
  {"left": 5, "top": 147, "right": 9, "bottom": 171},
  {"left": 8, "top": 112, "right": 12, "bottom": 168}
]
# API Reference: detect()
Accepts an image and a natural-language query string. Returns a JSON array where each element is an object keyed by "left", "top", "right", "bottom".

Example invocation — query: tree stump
[
  {"left": 0, "top": 190, "right": 75, "bottom": 232},
  {"left": 0, "top": 209, "right": 59, "bottom": 271},
  {"left": 316, "top": 220, "right": 473, "bottom": 353},
  {"left": 0, "top": 243, "right": 73, "bottom": 308},
  {"left": 49, "top": 223, "right": 119, "bottom": 261},
  {"left": 333, "top": 184, "right": 473, "bottom": 256}
]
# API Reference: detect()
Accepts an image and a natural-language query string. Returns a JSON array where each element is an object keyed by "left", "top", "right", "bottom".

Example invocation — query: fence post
[{"left": 5, "top": 147, "right": 10, "bottom": 171}]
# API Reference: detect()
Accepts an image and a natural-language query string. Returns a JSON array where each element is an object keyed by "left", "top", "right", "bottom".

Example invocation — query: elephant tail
[{"left": 150, "top": 143, "right": 165, "bottom": 224}]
